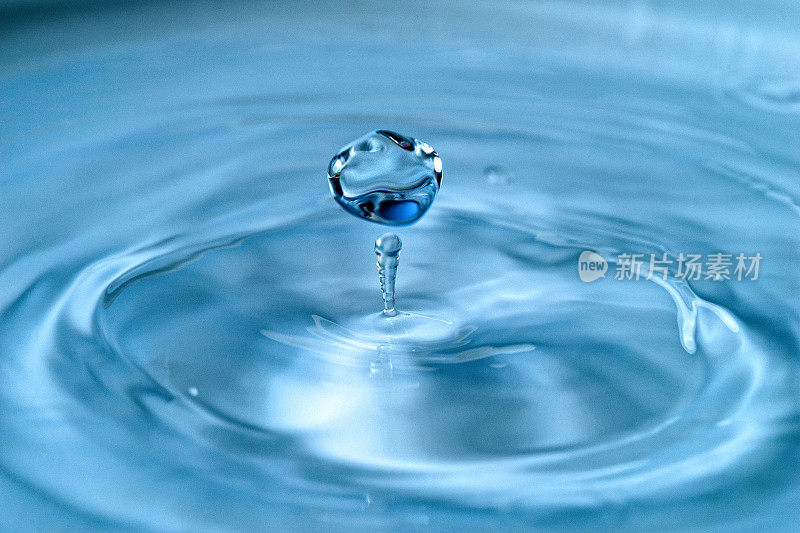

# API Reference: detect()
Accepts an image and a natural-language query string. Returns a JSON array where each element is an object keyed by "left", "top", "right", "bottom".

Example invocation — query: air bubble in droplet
[{"left": 328, "top": 130, "right": 442, "bottom": 225}]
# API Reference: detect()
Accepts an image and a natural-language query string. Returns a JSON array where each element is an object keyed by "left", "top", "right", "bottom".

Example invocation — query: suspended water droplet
[{"left": 328, "top": 130, "right": 442, "bottom": 225}]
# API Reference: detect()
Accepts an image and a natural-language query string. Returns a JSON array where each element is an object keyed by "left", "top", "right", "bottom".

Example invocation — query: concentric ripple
[{"left": 2, "top": 195, "right": 786, "bottom": 529}]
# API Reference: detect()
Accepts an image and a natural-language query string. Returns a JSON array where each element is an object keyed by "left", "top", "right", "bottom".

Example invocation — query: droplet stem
[{"left": 375, "top": 233, "right": 402, "bottom": 317}]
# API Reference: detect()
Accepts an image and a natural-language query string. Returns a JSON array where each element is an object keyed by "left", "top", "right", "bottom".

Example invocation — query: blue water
[{"left": 1, "top": 1, "right": 800, "bottom": 530}]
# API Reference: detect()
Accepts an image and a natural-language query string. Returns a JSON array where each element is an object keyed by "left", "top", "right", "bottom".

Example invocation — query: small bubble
[
  {"left": 328, "top": 130, "right": 442, "bottom": 225},
  {"left": 188, "top": 387, "right": 198, "bottom": 397},
  {"left": 483, "top": 165, "right": 510, "bottom": 185}
]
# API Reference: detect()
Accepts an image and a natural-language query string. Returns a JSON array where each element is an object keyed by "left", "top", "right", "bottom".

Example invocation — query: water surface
[{"left": 1, "top": 1, "right": 799, "bottom": 530}]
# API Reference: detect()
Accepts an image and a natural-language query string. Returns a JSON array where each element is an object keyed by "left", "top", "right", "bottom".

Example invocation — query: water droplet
[
  {"left": 483, "top": 165, "right": 510, "bottom": 185},
  {"left": 375, "top": 233, "right": 401, "bottom": 316},
  {"left": 328, "top": 130, "right": 442, "bottom": 225}
]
